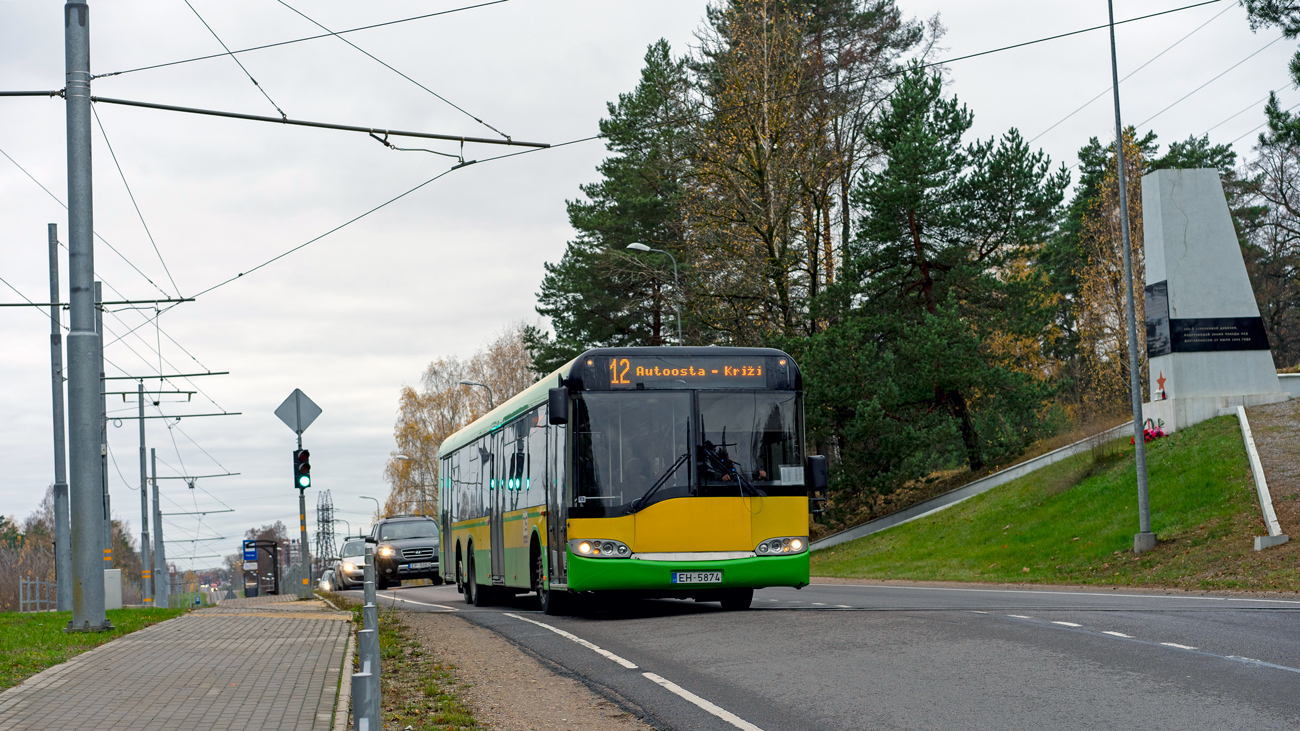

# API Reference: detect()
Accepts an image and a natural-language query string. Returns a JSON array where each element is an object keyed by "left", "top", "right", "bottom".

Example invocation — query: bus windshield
[
  {"left": 575, "top": 392, "right": 693, "bottom": 515},
  {"left": 699, "top": 392, "right": 802, "bottom": 488}
]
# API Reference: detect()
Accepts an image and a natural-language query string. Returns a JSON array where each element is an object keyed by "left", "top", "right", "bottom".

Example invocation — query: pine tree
[{"left": 527, "top": 41, "right": 693, "bottom": 372}]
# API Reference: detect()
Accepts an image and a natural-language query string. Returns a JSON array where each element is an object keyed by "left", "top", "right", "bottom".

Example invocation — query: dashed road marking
[
  {"left": 643, "top": 672, "right": 766, "bottom": 731},
  {"left": 1007, "top": 615, "right": 1032, "bottom": 619},
  {"left": 1161, "top": 642, "right": 1198, "bottom": 650},
  {"left": 812, "top": 602, "right": 827, "bottom": 606},
  {"left": 1051, "top": 621, "right": 1082, "bottom": 627},
  {"left": 970, "top": 611, "right": 988, "bottom": 614},
  {"left": 1102, "top": 631, "right": 1132, "bottom": 638},
  {"left": 835, "top": 604, "right": 851, "bottom": 608},
  {"left": 503, "top": 613, "right": 639, "bottom": 669}
]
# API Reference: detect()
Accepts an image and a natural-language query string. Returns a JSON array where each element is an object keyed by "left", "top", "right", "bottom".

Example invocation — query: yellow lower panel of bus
[{"left": 569, "top": 496, "right": 806, "bottom": 553}]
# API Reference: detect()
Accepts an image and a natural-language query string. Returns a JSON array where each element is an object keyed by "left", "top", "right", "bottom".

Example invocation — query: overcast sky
[{"left": 0, "top": 0, "right": 1290, "bottom": 571}]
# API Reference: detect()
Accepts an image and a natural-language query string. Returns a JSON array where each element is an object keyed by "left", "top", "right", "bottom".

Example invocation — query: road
[{"left": 345, "top": 581, "right": 1300, "bottom": 730}]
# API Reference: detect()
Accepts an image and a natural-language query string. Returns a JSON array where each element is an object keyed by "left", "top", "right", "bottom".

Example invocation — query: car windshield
[
  {"left": 379, "top": 521, "right": 439, "bottom": 541},
  {"left": 340, "top": 541, "right": 365, "bottom": 558},
  {"left": 575, "top": 392, "right": 693, "bottom": 515},
  {"left": 698, "top": 392, "right": 802, "bottom": 487}
]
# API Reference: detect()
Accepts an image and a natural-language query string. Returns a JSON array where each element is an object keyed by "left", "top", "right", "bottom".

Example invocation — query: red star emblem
[{"left": 1156, "top": 371, "right": 1166, "bottom": 392}]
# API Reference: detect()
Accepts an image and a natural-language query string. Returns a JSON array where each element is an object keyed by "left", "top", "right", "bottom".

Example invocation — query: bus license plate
[
  {"left": 408, "top": 562, "right": 434, "bottom": 570},
  {"left": 673, "top": 571, "right": 721, "bottom": 584}
]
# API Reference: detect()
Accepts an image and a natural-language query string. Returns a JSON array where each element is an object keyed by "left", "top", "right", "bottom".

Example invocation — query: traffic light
[{"left": 294, "top": 449, "right": 311, "bottom": 489}]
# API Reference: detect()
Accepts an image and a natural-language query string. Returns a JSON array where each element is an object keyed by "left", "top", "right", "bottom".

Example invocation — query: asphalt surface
[{"left": 345, "top": 581, "right": 1300, "bottom": 730}]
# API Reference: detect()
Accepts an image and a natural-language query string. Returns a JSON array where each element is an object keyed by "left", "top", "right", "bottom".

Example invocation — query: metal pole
[
  {"left": 64, "top": 0, "right": 110, "bottom": 632},
  {"left": 297, "top": 432, "right": 310, "bottom": 597},
  {"left": 1107, "top": 0, "right": 1155, "bottom": 554},
  {"left": 49, "top": 223, "right": 72, "bottom": 613},
  {"left": 152, "top": 448, "right": 168, "bottom": 606},
  {"left": 96, "top": 281, "right": 111, "bottom": 567},
  {"left": 663, "top": 250, "right": 682, "bottom": 346},
  {"left": 138, "top": 381, "right": 151, "bottom": 604}
]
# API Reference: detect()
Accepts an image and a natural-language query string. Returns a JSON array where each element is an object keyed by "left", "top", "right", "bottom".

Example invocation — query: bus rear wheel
[
  {"left": 719, "top": 588, "right": 753, "bottom": 611},
  {"left": 470, "top": 558, "right": 494, "bottom": 607},
  {"left": 463, "top": 556, "right": 476, "bottom": 605}
]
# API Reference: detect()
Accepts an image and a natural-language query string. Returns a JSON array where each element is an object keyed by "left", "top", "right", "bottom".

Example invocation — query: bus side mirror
[
  {"left": 807, "top": 455, "right": 828, "bottom": 514},
  {"left": 548, "top": 387, "right": 569, "bottom": 425}
]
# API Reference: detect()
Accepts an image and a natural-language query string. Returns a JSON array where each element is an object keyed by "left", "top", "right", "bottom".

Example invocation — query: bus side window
[{"left": 528, "top": 407, "right": 546, "bottom": 508}]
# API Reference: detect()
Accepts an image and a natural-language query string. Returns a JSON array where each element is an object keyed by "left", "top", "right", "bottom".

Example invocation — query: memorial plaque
[
  {"left": 1169, "top": 317, "right": 1270, "bottom": 352},
  {"left": 1145, "top": 281, "right": 1171, "bottom": 358}
]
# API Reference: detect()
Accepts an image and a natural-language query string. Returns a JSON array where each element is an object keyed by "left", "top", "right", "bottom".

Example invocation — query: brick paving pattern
[{"left": 0, "top": 596, "right": 350, "bottom": 731}]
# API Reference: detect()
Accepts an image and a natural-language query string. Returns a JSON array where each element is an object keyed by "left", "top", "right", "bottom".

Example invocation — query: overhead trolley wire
[
  {"left": 93, "top": 0, "right": 511, "bottom": 80},
  {"left": 0, "top": 144, "right": 172, "bottom": 298},
  {"left": 92, "top": 106, "right": 183, "bottom": 298},
  {"left": 1027, "top": 1, "right": 1236, "bottom": 144},
  {"left": 1134, "top": 34, "right": 1286, "bottom": 128},
  {"left": 182, "top": 0, "right": 289, "bottom": 119},
  {"left": 274, "top": 0, "right": 513, "bottom": 141}
]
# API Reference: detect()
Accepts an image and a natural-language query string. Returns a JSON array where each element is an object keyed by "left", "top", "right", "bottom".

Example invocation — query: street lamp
[
  {"left": 358, "top": 495, "right": 381, "bottom": 524},
  {"left": 627, "top": 243, "right": 682, "bottom": 346},
  {"left": 394, "top": 454, "right": 430, "bottom": 516},
  {"left": 458, "top": 380, "right": 495, "bottom": 410}
]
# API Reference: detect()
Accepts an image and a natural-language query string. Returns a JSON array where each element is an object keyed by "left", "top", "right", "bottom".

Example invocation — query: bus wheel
[
  {"left": 719, "top": 588, "right": 753, "bottom": 611},
  {"left": 534, "top": 550, "right": 565, "bottom": 616},
  {"left": 462, "top": 556, "right": 475, "bottom": 605},
  {"left": 470, "top": 558, "right": 493, "bottom": 607}
]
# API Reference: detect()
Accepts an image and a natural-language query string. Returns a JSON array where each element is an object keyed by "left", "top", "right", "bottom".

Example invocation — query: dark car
[
  {"left": 332, "top": 539, "right": 367, "bottom": 590},
  {"left": 370, "top": 515, "right": 441, "bottom": 590}
]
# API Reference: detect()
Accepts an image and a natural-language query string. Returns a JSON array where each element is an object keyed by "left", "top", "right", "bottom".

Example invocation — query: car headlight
[
  {"left": 568, "top": 538, "right": 631, "bottom": 559},
  {"left": 378, "top": 546, "right": 395, "bottom": 557},
  {"left": 754, "top": 536, "right": 808, "bottom": 556},
  {"left": 341, "top": 562, "right": 356, "bottom": 572}
]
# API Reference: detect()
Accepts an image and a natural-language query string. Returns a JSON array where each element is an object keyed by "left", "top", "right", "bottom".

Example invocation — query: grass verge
[
  {"left": 813, "top": 415, "right": 1300, "bottom": 592},
  {"left": 0, "top": 606, "right": 188, "bottom": 690},
  {"left": 320, "top": 590, "right": 478, "bottom": 730}
]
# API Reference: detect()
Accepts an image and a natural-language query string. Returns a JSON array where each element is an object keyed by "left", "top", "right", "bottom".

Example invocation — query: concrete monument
[{"left": 1142, "top": 168, "right": 1288, "bottom": 432}]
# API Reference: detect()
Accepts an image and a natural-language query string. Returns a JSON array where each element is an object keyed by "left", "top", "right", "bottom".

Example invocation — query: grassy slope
[
  {"left": 812, "top": 415, "right": 1300, "bottom": 592},
  {"left": 0, "top": 607, "right": 188, "bottom": 690}
]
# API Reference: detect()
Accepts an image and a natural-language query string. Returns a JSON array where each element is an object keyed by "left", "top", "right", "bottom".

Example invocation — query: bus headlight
[
  {"left": 754, "top": 536, "right": 808, "bottom": 556},
  {"left": 569, "top": 538, "right": 630, "bottom": 559}
]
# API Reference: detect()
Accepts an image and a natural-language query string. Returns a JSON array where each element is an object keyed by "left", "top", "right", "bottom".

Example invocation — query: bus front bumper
[{"left": 566, "top": 552, "right": 809, "bottom": 592}]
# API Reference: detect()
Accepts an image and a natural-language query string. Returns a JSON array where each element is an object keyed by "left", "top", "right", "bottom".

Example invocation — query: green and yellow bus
[{"left": 437, "top": 346, "right": 826, "bottom": 614}]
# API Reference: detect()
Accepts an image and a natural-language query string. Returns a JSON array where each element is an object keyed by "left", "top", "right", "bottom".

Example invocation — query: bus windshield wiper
[{"left": 630, "top": 451, "right": 690, "bottom": 513}]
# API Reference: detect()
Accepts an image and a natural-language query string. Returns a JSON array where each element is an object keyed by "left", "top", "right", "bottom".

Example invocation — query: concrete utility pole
[
  {"left": 49, "top": 223, "right": 72, "bottom": 613},
  {"left": 1107, "top": 0, "right": 1156, "bottom": 554},
  {"left": 138, "top": 381, "right": 152, "bottom": 604},
  {"left": 95, "top": 281, "right": 111, "bottom": 566},
  {"left": 64, "top": 0, "right": 111, "bottom": 631},
  {"left": 151, "top": 448, "right": 168, "bottom": 606}
]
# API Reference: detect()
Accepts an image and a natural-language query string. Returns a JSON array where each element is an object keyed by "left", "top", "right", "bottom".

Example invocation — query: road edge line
[
  {"left": 641, "top": 672, "right": 765, "bottom": 731},
  {"left": 502, "top": 613, "right": 638, "bottom": 669}
]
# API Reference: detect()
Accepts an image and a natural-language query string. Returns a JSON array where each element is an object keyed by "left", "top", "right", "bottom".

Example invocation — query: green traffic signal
[{"left": 293, "top": 448, "right": 311, "bottom": 489}]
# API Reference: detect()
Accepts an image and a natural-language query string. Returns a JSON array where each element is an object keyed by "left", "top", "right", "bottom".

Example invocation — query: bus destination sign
[{"left": 599, "top": 356, "right": 781, "bottom": 389}]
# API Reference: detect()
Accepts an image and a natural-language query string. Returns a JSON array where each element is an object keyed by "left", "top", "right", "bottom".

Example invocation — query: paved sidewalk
[{"left": 0, "top": 594, "right": 351, "bottom": 731}]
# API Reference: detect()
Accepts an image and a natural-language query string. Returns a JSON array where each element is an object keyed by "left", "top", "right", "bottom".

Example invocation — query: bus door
[
  {"left": 547, "top": 415, "right": 567, "bottom": 584},
  {"left": 490, "top": 430, "right": 506, "bottom": 583}
]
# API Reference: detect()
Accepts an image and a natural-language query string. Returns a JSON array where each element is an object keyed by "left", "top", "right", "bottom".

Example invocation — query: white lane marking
[
  {"left": 835, "top": 604, "right": 851, "bottom": 608},
  {"left": 1006, "top": 615, "right": 1033, "bottom": 619},
  {"left": 1051, "top": 621, "right": 1083, "bottom": 627},
  {"left": 1161, "top": 642, "right": 1198, "bottom": 650},
  {"left": 1102, "top": 631, "right": 1132, "bottom": 638},
  {"left": 970, "top": 611, "right": 988, "bottom": 614},
  {"left": 812, "top": 602, "right": 827, "bottom": 606},
  {"left": 379, "top": 594, "right": 457, "bottom": 611},
  {"left": 503, "top": 613, "right": 638, "bottom": 669},
  {"left": 642, "top": 672, "right": 765, "bottom": 731}
]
